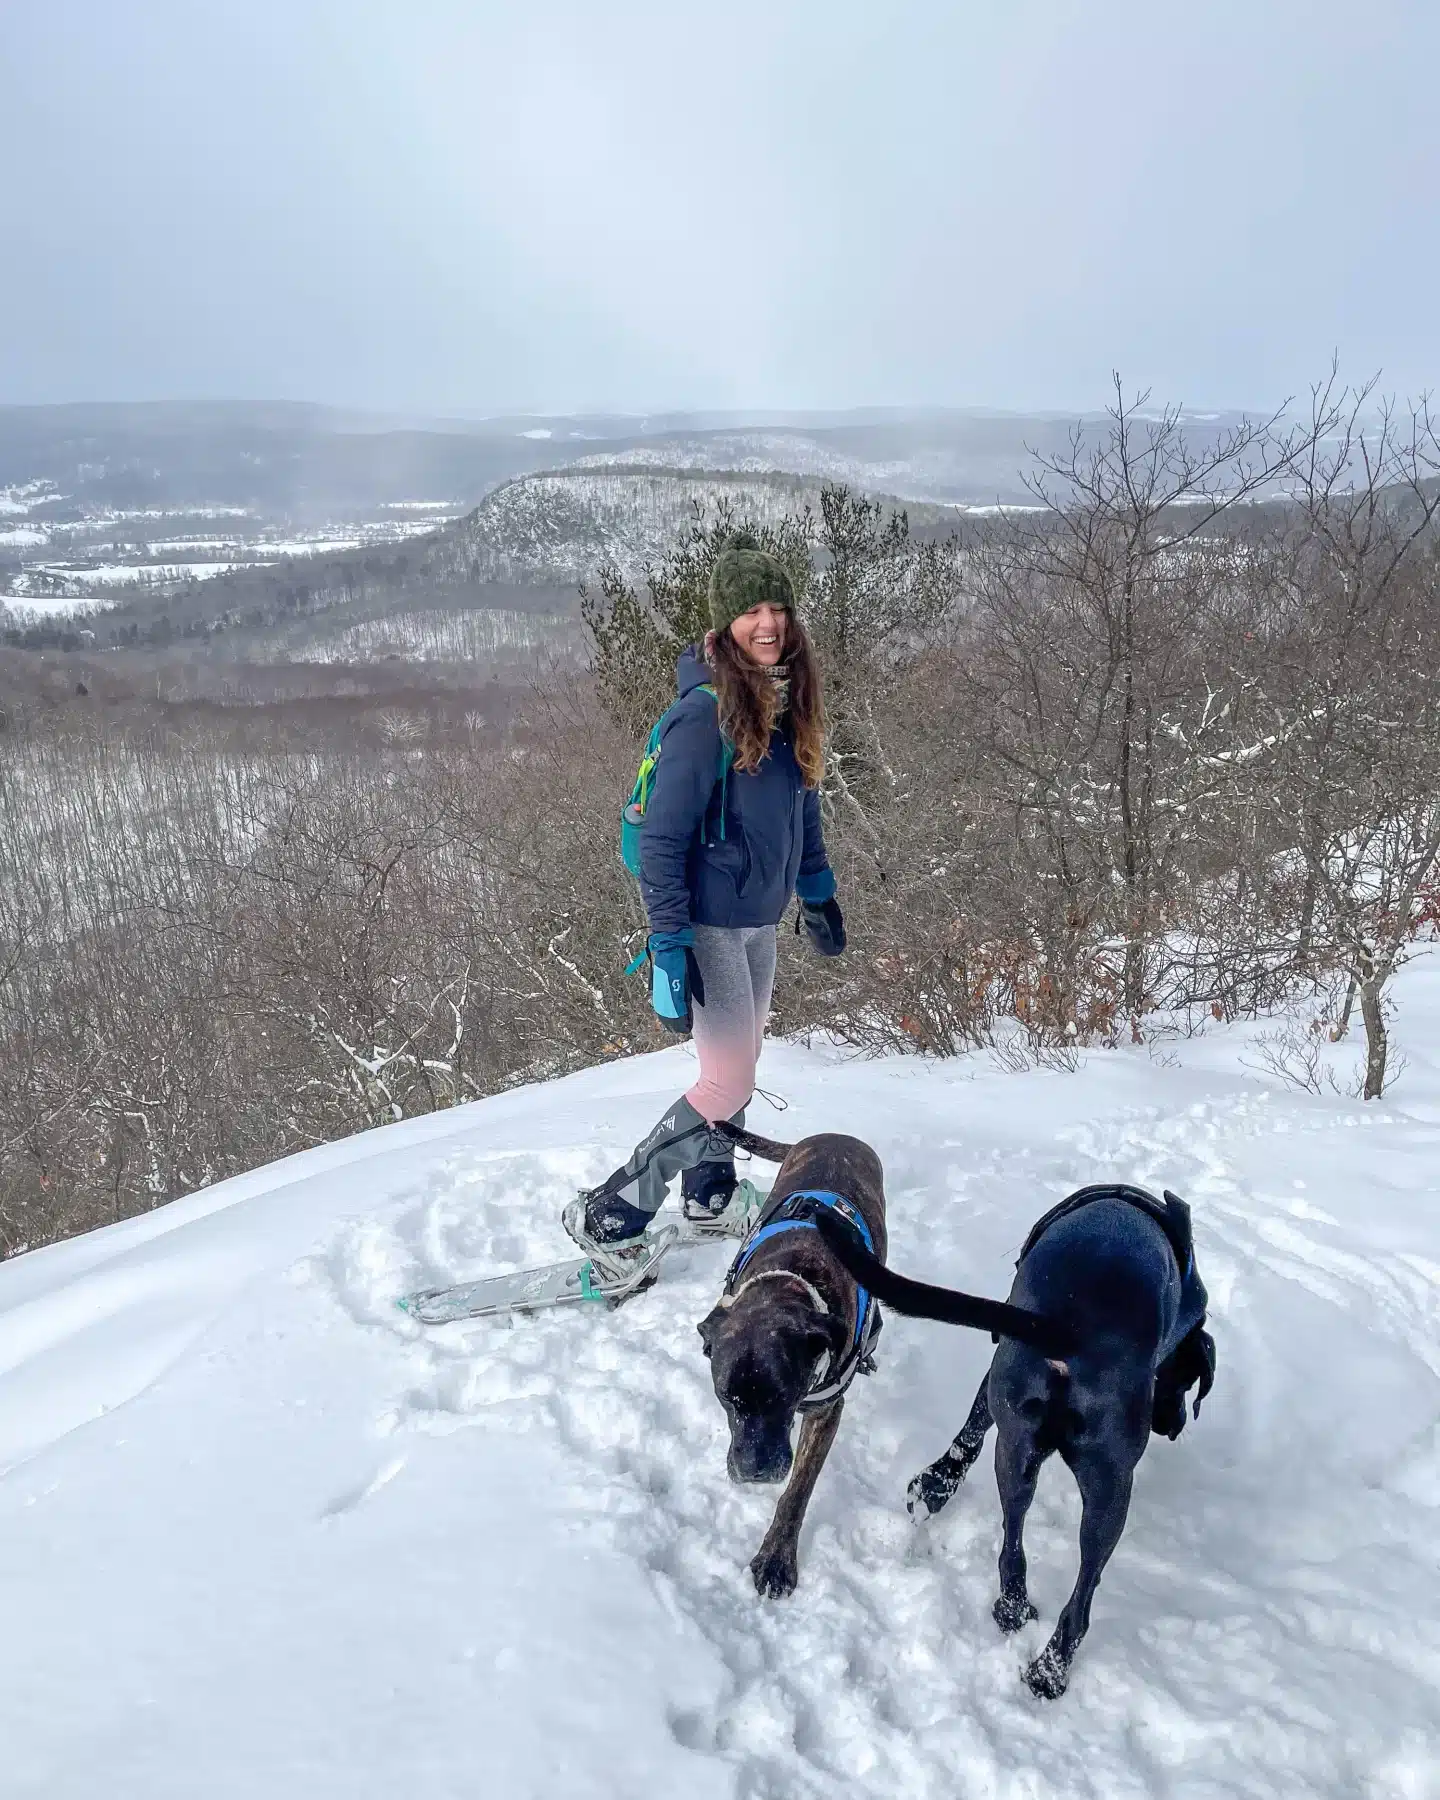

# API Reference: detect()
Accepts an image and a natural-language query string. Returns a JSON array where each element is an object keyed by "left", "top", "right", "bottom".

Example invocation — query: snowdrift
[{"left": 0, "top": 972, "right": 1437, "bottom": 1798}]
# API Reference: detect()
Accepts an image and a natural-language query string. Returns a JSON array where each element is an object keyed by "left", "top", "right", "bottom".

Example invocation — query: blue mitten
[{"left": 649, "top": 930, "right": 705, "bottom": 1033}]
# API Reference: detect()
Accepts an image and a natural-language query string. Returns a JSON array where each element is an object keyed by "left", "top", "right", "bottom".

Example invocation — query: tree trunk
[
  {"left": 1358, "top": 958, "right": 1387, "bottom": 1100},
  {"left": 1295, "top": 868, "right": 1318, "bottom": 972},
  {"left": 1336, "top": 974, "right": 1357, "bottom": 1038},
  {"left": 1118, "top": 571, "right": 1145, "bottom": 1018},
  {"left": 1295, "top": 831, "right": 1322, "bottom": 974}
]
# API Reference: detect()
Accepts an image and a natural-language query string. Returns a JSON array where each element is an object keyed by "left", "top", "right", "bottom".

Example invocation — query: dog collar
[{"left": 716, "top": 1267, "right": 830, "bottom": 1317}]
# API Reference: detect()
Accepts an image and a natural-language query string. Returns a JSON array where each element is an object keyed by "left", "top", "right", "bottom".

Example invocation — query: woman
[{"left": 563, "top": 534, "right": 846, "bottom": 1270}]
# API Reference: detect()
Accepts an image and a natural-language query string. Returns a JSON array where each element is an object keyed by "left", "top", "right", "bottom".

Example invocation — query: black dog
[
  {"left": 816, "top": 1184, "right": 1215, "bottom": 1698},
  {"left": 700, "top": 1128, "right": 1068, "bottom": 1599}
]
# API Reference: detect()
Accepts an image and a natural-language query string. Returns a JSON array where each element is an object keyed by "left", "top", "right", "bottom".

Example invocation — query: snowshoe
[{"left": 398, "top": 1221, "right": 679, "bottom": 1325}]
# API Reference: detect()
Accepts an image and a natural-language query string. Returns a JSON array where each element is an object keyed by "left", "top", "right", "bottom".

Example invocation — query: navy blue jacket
[{"left": 639, "top": 649, "right": 833, "bottom": 934}]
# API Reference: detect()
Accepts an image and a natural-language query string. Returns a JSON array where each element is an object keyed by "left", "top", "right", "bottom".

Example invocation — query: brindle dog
[
  {"left": 696, "top": 1131, "right": 885, "bottom": 1597},
  {"left": 698, "top": 1129, "right": 1063, "bottom": 1599}
]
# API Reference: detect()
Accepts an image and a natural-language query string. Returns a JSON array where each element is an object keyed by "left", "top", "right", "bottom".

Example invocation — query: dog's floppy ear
[
  {"left": 696, "top": 1307, "right": 725, "bottom": 1358},
  {"left": 803, "top": 1310, "right": 848, "bottom": 1370}
]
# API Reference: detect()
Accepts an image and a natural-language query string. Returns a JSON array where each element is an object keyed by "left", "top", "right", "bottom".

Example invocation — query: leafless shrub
[
  {"left": 1244, "top": 1014, "right": 1359, "bottom": 1098},
  {"left": 5, "top": 373, "right": 1440, "bottom": 1256},
  {"left": 1243, "top": 373, "right": 1440, "bottom": 1095},
  {"left": 0, "top": 681, "right": 658, "bottom": 1251},
  {"left": 987, "top": 1025, "right": 1082, "bottom": 1077}
]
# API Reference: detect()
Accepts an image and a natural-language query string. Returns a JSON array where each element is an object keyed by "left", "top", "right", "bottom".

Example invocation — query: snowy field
[
  {"left": 0, "top": 969, "right": 1437, "bottom": 1798},
  {"left": 0, "top": 495, "right": 460, "bottom": 611}
]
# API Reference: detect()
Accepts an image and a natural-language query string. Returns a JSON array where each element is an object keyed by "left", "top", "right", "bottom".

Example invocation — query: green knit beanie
[{"left": 708, "top": 532, "right": 796, "bottom": 636}]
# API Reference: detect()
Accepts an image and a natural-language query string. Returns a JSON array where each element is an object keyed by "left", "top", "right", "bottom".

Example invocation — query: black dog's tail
[
  {"left": 814, "top": 1212, "right": 1074, "bottom": 1357},
  {"left": 710, "top": 1120, "right": 796, "bottom": 1164}
]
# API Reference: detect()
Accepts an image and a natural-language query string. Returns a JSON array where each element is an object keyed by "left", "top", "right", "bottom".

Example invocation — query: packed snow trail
[{"left": 0, "top": 979, "right": 1438, "bottom": 1796}]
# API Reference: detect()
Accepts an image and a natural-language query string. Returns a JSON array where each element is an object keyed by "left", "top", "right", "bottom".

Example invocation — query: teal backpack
[{"left": 620, "top": 683, "right": 735, "bottom": 879}]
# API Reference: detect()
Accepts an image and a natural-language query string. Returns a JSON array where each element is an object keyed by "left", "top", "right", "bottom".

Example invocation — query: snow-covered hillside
[
  {"left": 1, "top": 971, "right": 1437, "bottom": 1797},
  {"left": 436, "top": 467, "right": 958, "bottom": 589},
  {"left": 570, "top": 433, "right": 906, "bottom": 491},
  {"left": 438, "top": 468, "right": 827, "bottom": 587},
  {"left": 299, "top": 603, "right": 584, "bottom": 665},
  {"left": 565, "top": 432, "right": 1040, "bottom": 508}
]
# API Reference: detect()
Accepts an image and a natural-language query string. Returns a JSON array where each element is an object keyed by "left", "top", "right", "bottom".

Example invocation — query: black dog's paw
[
  {"left": 906, "top": 1463, "right": 959, "bottom": 1520},
  {"left": 750, "top": 1546, "right": 799, "bottom": 1599},
  {"left": 1023, "top": 1646, "right": 1069, "bottom": 1700},
  {"left": 993, "top": 1592, "right": 1039, "bottom": 1634}
]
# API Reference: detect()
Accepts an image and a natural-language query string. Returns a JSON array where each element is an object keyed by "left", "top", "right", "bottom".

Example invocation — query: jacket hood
[{"left": 676, "top": 646, "right": 713, "bottom": 697}]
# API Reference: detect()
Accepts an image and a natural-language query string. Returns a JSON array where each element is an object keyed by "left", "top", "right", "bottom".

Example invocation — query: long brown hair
[{"left": 708, "top": 615, "right": 825, "bottom": 787}]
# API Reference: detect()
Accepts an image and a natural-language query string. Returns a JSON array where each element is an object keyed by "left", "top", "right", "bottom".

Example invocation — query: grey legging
[{"left": 606, "top": 924, "right": 777, "bottom": 1217}]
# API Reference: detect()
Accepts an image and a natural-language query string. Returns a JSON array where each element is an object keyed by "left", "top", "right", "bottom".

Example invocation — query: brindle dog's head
[{"left": 698, "top": 1290, "right": 847, "bottom": 1483}]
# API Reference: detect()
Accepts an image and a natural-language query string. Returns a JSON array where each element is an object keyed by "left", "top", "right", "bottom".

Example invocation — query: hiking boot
[
  {"left": 682, "top": 1176, "right": 768, "bottom": 1238},
  {"left": 681, "top": 1157, "right": 745, "bottom": 1221},
  {"left": 562, "top": 1187, "right": 659, "bottom": 1282}
]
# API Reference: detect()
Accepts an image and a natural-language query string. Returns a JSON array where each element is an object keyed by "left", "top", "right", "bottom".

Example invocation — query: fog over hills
[
  {"left": 1, "top": 398, "right": 1270, "bottom": 622},
  {"left": 0, "top": 397, "right": 1264, "bottom": 515},
  {"left": 2, "top": 391, "right": 1390, "bottom": 705}
]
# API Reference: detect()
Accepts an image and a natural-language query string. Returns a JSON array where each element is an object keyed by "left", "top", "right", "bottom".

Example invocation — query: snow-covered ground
[
  {"left": 0, "top": 505, "right": 459, "bottom": 609},
  {"left": 26, "top": 557, "right": 265, "bottom": 587},
  {"left": 0, "top": 481, "right": 66, "bottom": 514},
  {"left": 0, "top": 589, "right": 107, "bottom": 621},
  {"left": 1, "top": 970, "right": 1437, "bottom": 1798}
]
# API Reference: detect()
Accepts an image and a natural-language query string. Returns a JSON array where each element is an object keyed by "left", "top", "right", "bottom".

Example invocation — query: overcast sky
[{"left": 3, "top": 0, "right": 1437, "bottom": 416}]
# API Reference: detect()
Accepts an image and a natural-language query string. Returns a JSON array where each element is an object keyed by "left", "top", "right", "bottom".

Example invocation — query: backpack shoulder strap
[
  {"left": 695, "top": 682, "right": 735, "bottom": 772},
  {"left": 694, "top": 683, "right": 735, "bottom": 837}
]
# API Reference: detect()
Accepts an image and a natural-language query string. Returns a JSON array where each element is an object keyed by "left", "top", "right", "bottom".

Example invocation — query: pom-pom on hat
[{"left": 708, "top": 532, "right": 797, "bottom": 636}]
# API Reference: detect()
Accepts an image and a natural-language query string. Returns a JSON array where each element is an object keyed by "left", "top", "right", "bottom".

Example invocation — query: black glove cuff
[{"left": 800, "top": 896, "right": 846, "bottom": 956}]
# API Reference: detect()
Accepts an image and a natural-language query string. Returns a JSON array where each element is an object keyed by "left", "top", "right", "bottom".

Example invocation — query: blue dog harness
[{"left": 723, "top": 1188, "right": 882, "bottom": 1411}]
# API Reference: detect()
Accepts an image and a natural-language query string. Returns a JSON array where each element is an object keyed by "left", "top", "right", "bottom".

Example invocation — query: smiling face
[{"left": 726, "top": 600, "right": 790, "bottom": 667}]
